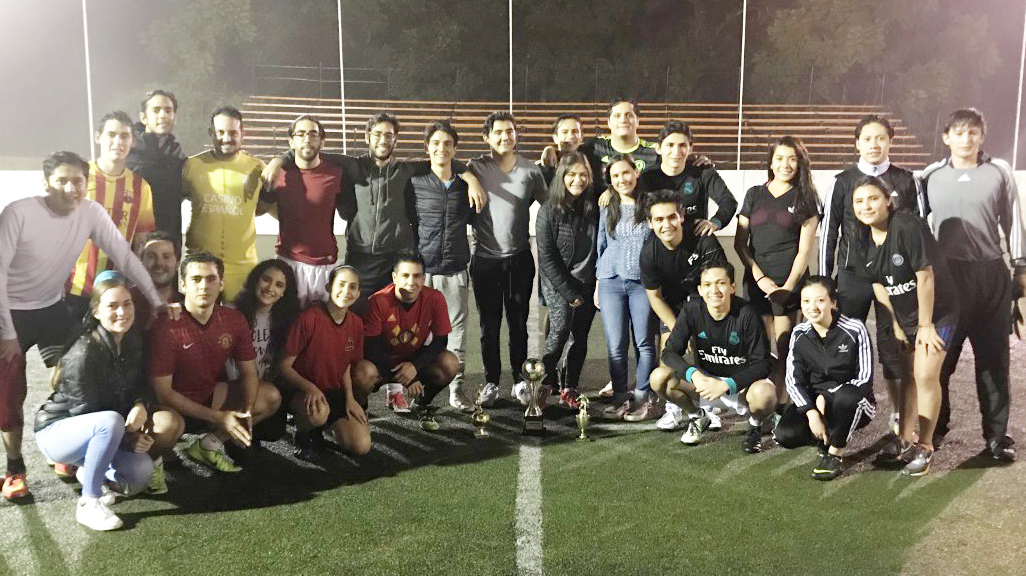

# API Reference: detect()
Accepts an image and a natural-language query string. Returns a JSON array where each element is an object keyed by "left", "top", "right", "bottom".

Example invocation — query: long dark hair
[
  {"left": 233, "top": 259, "right": 300, "bottom": 356},
  {"left": 603, "top": 153, "right": 643, "bottom": 236},
  {"left": 850, "top": 175, "right": 895, "bottom": 248},
  {"left": 547, "top": 152, "right": 593, "bottom": 215},
  {"left": 765, "top": 136, "right": 820, "bottom": 221},
  {"left": 52, "top": 276, "right": 133, "bottom": 390}
]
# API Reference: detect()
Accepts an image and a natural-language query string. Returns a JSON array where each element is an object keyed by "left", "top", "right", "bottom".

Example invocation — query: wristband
[
  {"left": 684, "top": 367, "right": 698, "bottom": 383},
  {"left": 723, "top": 377, "right": 738, "bottom": 395}
]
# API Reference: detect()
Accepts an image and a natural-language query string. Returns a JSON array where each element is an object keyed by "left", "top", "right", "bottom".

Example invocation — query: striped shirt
[{"left": 67, "top": 162, "right": 155, "bottom": 297}]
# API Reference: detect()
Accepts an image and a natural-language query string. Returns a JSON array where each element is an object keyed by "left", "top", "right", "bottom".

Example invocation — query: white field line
[{"left": 515, "top": 441, "right": 544, "bottom": 576}]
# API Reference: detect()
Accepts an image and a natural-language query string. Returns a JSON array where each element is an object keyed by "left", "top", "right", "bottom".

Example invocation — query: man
[
  {"left": 66, "top": 111, "right": 156, "bottom": 319},
  {"left": 469, "top": 112, "right": 549, "bottom": 406},
  {"left": 538, "top": 113, "right": 585, "bottom": 182},
  {"left": 261, "top": 115, "right": 344, "bottom": 305},
  {"left": 578, "top": 97, "right": 659, "bottom": 177},
  {"left": 364, "top": 253, "right": 459, "bottom": 429},
  {"left": 133, "top": 231, "right": 181, "bottom": 329},
  {"left": 410, "top": 121, "right": 475, "bottom": 412},
  {"left": 127, "top": 89, "right": 187, "bottom": 248},
  {"left": 148, "top": 253, "right": 282, "bottom": 472},
  {"left": 638, "top": 190, "right": 726, "bottom": 427},
  {"left": 920, "top": 108, "right": 1025, "bottom": 461},
  {"left": 181, "top": 106, "right": 266, "bottom": 300},
  {"left": 819, "top": 115, "right": 924, "bottom": 435},
  {"left": 649, "top": 262, "right": 777, "bottom": 452},
  {"left": 0, "top": 151, "right": 164, "bottom": 499}
]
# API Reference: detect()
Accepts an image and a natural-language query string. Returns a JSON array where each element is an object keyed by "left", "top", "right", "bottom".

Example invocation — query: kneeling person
[
  {"left": 649, "top": 262, "right": 777, "bottom": 453},
  {"left": 365, "top": 253, "right": 459, "bottom": 431}
]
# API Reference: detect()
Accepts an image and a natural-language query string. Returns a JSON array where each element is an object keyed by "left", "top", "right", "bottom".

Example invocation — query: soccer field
[{"left": 1, "top": 241, "right": 1024, "bottom": 576}]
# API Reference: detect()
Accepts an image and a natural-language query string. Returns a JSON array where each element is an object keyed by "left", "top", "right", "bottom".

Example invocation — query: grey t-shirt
[{"left": 469, "top": 154, "right": 548, "bottom": 259}]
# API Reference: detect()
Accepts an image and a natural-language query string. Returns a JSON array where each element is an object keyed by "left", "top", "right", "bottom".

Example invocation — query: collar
[{"left": 857, "top": 158, "right": 890, "bottom": 176}]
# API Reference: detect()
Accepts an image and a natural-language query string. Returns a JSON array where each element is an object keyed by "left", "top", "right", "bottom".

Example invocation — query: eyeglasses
[{"left": 292, "top": 130, "right": 322, "bottom": 140}]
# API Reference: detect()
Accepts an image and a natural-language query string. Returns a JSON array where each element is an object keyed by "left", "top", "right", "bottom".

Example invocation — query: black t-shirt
[
  {"left": 740, "top": 184, "right": 812, "bottom": 281},
  {"left": 639, "top": 234, "right": 726, "bottom": 311},
  {"left": 860, "top": 211, "right": 958, "bottom": 331},
  {"left": 661, "top": 296, "right": 771, "bottom": 392},
  {"left": 579, "top": 136, "right": 659, "bottom": 184},
  {"left": 638, "top": 165, "right": 738, "bottom": 230}
]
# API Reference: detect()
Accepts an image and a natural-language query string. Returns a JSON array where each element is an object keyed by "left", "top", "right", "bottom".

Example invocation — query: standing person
[
  {"left": 852, "top": 177, "right": 959, "bottom": 476},
  {"left": 410, "top": 121, "right": 475, "bottom": 412},
  {"left": 594, "top": 155, "right": 655, "bottom": 418},
  {"left": 261, "top": 115, "right": 345, "bottom": 306},
  {"left": 181, "top": 106, "right": 266, "bottom": 301},
  {"left": 0, "top": 151, "right": 163, "bottom": 500},
  {"left": 470, "top": 112, "right": 549, "bottom": 406},
  {"left": 735, "top": 136, "right": 820, "bottom": 352},
  {"left": 638, "top": 120, "right": 737, "bottom": 237},
  {"left": 819, "top": 115, "right": 925, "bottom": 435},
  {"left": 127, "top": 89, "right": 187, "bottom": 249},
  {"left": 66, "top": 111, "right": 156, "bottom": 319},
  {"left": 776, "top": 276, "right": 875, "bottom": 481},
  {"left": 577, "top": 97, "right": 659, "bottom": 178},
  {"left": 534, "top": 152, "right": 598, "bottom": 410},
  {"left": 34, "top": 278, "right": 184, "bottom": 530},
  {"left": 148, "top": 253, "right": 282, "bottom": 473},
  {"left": 920, "top": 108, "right": 1025, "bottom": 461}
]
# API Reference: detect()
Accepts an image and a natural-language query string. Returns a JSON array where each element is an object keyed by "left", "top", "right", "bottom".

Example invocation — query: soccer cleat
[
  {"left": 680, "top": 414, "right": 711, "bottom": 445},
  {"left": 186, "top": 439, "right": 242, "bottom": 473},
  {"left": 876, "top": 435, "right": 915, "bottom": 468},
  {"left": 144, "top": 460, "right": 168, "bottom": 495},
  {"left": 601, "top": 399, "right": 632, "bottom": 420},
  {"left": 901, "top": 446, "right": 934, "bottom": 477},
  {"left": 656, "top": 407, "right": 685, "bottom": 431},
  {"left": 416, "top": 406, "right": 440, "bottom": 432},
  {"left": 477, "top": 382, "right": 500, "bottom": 408},
  {"left": 448, "top": 388, "right": 475, "bottom": 413},
  {"left": 988, "top": 436, "right": 1016, "bottom": 462},
  {"left": 1, "top": 472, "right": 28, "bottom": 500},
  {"left": 598, "top": 381, "right": 615, "bottom": 399},
  {"left": 812, "top": 453, "right": 843, "bottom": 481},
  {"left": 76, "top": 496, "right": 122, "bottom": 531},
  {"left": 512, "top": 380, "right": 531, "bottom": 407},
  {"left": 624, "top": 397, "right": 663, "bottom": 422},
  {"left": 742, "top": 424, "right": 763, "bottom": 454},
  {"left": 705, "top": 408, "right": 723, "bottom": 431},
  {"left": 53, "top": 463, "right": 78, "bottom": 478},
  {"left": 387, "top": 389, "right": 411, "bottom": 413},
  {"left": 558, "top": 388, "right": 582, "bottom": 410}
]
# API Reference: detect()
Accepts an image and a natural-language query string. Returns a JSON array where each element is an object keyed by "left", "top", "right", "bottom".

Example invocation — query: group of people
[{"left": 0, "top": 90, "right": 1022, "bottom": 531}]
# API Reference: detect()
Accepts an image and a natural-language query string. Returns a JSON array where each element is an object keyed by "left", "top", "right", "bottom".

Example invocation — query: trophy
[
  {"left": 472, "top": 393, "right": 490, "bottom": 438},
  {"left": 521, "top": 358, "right": 546, "bottom": 436},
  {"left": 576, "top": 395, "right": 591, "bottom": 441}
]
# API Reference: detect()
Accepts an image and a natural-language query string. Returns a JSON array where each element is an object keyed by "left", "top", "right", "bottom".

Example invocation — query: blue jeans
[
  {"left": 597, "top": 276, "right": 656, "bottom": 401},
  {"left": 35, "top": 411, "right": 153, "bottom": 498}
]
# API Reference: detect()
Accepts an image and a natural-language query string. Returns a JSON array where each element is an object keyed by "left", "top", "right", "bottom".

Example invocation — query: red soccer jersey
[
  {"left": 364, "top": 284, "right": 451, "bottom": 364},
  {"left": 284, "top": 303, "right": 364, "bottom": 392},
  {"left": 148, "top": 306, "right": 256, "bottom": 404},
  {"left": 270, "top": 162, "right": 343, "bottom": 265}
]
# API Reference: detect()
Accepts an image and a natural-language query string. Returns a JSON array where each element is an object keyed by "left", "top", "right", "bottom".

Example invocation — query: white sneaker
[
  {"left": 705, "top": 408, "right": 723, "bottom": 431},
  {"left": 477, "top": 383, "right": 500, "bottom": 407},
  {"left": 656, "top": 406, "right": 685, "bottom": 431},
  {"left": 512, "top": 380, "right": 531, "bottom": 407},
  {"left": 680, "top": 414, "right": 711, "bottom": 445},
  {"left": 76, "top": 496, "right": 122, "bottom": 531},
  {"left": 598, "top": 381, "right": 615, "bottom": 399},
  {"left": 449, "top": 388, "right": 475, "bottom": 413}
]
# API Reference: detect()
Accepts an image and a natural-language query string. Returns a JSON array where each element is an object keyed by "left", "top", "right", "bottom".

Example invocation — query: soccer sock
[
  {"left": 386, "top": 382, "right": 403, "bottom": 394},
  {"left": 199, "top": 433, "right": 223, "bottom": 452},
  {"left": 6, "top": 458, "right": 25, "bottom": 475}
]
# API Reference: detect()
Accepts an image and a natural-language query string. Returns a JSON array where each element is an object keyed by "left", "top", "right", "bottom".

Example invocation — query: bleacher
[{"left": 240, "top": 96, "right": 931, "bottom": 170}]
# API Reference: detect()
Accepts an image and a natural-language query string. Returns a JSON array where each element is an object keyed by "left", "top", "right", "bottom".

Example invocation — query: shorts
[
  {"left": 11, "top": 300, "right": 75, "bottom": 366},
  {"left": 903, "top": 314, "right": 959, "bottom": 350},
  {"left": 284, "top": 387, "right": 351, "bottom": 426},
  {"left": 699, "top": 390, "right": 749, "bottom": 417},
  {"left": 744, "top": 270, "right": 804, "bottom": 317},
  {"left": 278, "top": 255, "right": 336, "bottom": 305}
]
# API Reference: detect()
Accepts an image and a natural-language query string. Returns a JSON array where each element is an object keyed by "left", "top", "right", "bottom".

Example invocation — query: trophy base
[
  {"left": 522, "top": 417, "right": 545, "bottom": 436},
  {"left": 474, "top": 428, "right": 489, "bottom": 438}
]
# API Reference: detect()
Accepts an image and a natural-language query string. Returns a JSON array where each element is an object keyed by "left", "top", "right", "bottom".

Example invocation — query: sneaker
[
  {"left": 512, "top": 380, "right": 531, "bottom": 407},
  {"left": 1, "top": 472, "right": 28, "bottom": 500},
  {"left": 705, "top": 408, "right": 723, "bottom": 431},
  {"left": 624, "top": 397, "right": 663, "bottom": 422},
  {"left": 477, "top": 382, "right": 500, "bottom": 408},
  {"left": 876, "top": 435, "right": 915, "bottom": 468},
  {"left": 54, "top": 463, "right": 78, "bottom": 478},
  {"left": 417, "top": 405, "right": 440, "bottom": 432},
  {"left": 902, "top": 446, "right": 934, "bottom": 477},
  {"left": 812, "top": 453, "right": 843, "bottom": 481},
  {"left": 76, "top": 496, "right": 122, "bottom": 531},
  {"left": 598, "top": 381, "right": 615, "bottom": 399},
  {"left": 601, "top": 399, "right": 632, "bottom": 420},
  {"left": 449, "top": 388, "right": 475, "bottom": 413},
  {"left": 742, "top": 424, "right": 763, "bottom": 454},
  {"left": 387, "top": 388, "right": 411, "bottom": 413},
  {"left": 293, "top": 429, "right": 317, "bottom": 461},
  {"left": 144, "top": 460, "right": 168, "bottom": 495},
  {"left": 186, "top": 439, "right": 242, "bottom": 473},
  {"left": 988, "top": 436, "right": 1016, "bottom": 462},
  {"left": 680, "top": 414, "right": 711, "bottom": 445},
  {"left": 656, "top": 407, "right": 685, "bottom": 431},
  {"left": 558, "top": 388, "right": 582, "bottom": 410}
]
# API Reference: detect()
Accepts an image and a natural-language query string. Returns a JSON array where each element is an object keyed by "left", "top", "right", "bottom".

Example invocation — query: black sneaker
[
  {"left": 293, "top": 429, "right": 318, "bottom": 461},
  {"left": 988, "top": 436, "right": 1016, "bottom": 463},
  {"left": 811, "top": 453, "right": 842, "bottom": 481},
  {"left": 742, "top": 424, "right": 763, "bottom": 454},
  {"left": 416, "top": 405, "right": 440, "bottom": 432},
  {"left": 901, "top": 446, "right": 934, "bottom": 477}
]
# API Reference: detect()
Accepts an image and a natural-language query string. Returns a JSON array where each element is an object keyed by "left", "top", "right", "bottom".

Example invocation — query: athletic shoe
[
  {"left": 901, "top": 446, "right": 934, "bottom": 477},
  {"left": 54, "top": 463, "right": 78, "bottom": 478},
  {"left": 624, "top": 397, "right": 663, "bottom": 422},
  {"left": 293, "top": 429, "right": 317, "bottom": 461},
  {"left": 988, "top": 436, "right": 1016, "bottom": 462},
  {"left": 512, "top": 380, "right": 531, "bottom": 407},
  {"left": 144, "top": 461, "right": 168, "bottom": 495},
  {"left": 812, "top": 453, "right": 843, "bottom": 481},
  {"left": 185, "top": 439, "right": 242, "bottom": 473},
  {"left": 876, "top": 435, "right": 915, "bottom": 468},
  {"left": 742, "top": 424, "right": 763, "bottom": 454},
  {"left": 1, "top": 472, "right": 28, "bottom": 500},
  {"left": 705, "top": 408, "right": 723, "bottom": 431},
  {"left": 558, "top": 388, "right": 582, "bottom": 410},
  {"left": 601, "top": 399, "right": 632, "bottom": 420},
  {"left": 417, "top": 406, "right": 440, "bottom": 432},
  {"left": 76, "top": 496, "right": 122, "bottom": 531},
  {"left": 598, "top": 380, "right": 615, "bottom": 399},
  {"left": 477, "top": 382, "right": 500, "bottom": 408},
  {"left": 387, "top": 389, "right": 411, "bottom": 413},
  {"left": 449, "top": 388, "right": 475, "bottom": 413},
  {"left": 680, "top": 414, "right": 711, "bottom": 445},
  {"left": 656, "top": 407, "right": 685, "bottom": 431}
]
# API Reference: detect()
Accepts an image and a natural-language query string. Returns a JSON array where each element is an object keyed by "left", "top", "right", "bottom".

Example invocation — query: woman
[
  {"left": 735, "top": 136, "right": 820, "bottom": 351},
  {"left": 774, "top": 276, "right": 875, "bottom": 481},
  {"left": 595, "top": 154, "right": 658, "bottom": 419},
  {"left": 34, "top": 277, "right": 184, "bottom": 530},
  {"left": 532, "top": 152, "right": 598, "bottom": 411},
  {"left": 852, "top": 176, "right": 958, "bottom": 476}
]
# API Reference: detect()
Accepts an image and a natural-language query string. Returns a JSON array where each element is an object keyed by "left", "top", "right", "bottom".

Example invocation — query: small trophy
[
  {"left": 576, "top": 395, "right": 591, "bottom": 441},
  {"left": 472, "top": 393, "right": 490, "bottom": 438},
  {"left": 521, "top": 358, "right": 546, "bottom": 436}
]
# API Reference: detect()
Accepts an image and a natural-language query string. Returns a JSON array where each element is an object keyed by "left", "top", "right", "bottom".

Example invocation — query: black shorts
[
  {"left": 744, "top": 271, "right": 804, "bottom": 317},
  {"left": 12, "top": 300, "right": 76, "bottom": 367},
  {"left": 284, "top": 387, "right": 351, "bottom": 426},
  {"left": 903, "top": 314, "right": 959, "bottom": 350}
]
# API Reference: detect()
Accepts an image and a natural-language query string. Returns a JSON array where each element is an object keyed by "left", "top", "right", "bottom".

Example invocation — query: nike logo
[{"left": 183, "top": 343, "right": 194, "bottom": 350}]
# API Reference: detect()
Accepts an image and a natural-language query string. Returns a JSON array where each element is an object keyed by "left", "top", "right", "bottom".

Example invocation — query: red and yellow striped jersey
[{"left": 66, "top": 162, "right": 155, "bottom": 297}]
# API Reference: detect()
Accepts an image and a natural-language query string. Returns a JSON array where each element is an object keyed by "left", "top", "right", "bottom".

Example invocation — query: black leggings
[{"left": 774, "top": 385, "right": 875, "bottom": 450}]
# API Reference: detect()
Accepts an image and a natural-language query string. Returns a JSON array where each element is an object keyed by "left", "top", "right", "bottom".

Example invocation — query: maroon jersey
[
  {"left": 148, "top": 306, "right": 255, "bottom": 403},
  {"left": 364, "top": 284, "right": 451, "bottom": 364},
  {"left": 284, "top": 303, "right": 364, "bottom": 392},
  {"left": 267, "top": 162, "right": 344, "bottom": 265}
]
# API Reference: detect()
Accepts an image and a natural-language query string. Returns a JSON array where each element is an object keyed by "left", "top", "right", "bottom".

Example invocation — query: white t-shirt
[{"left": 225, "top": 310, "right": 273, "bottom": 381}]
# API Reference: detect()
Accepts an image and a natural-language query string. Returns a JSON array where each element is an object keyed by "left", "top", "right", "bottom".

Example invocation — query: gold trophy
[
  {"left": 576, "top": 395, "right": 591, "bottom": 441},
  {"left": 521, "top": 358, "right": 546, "bottom": 436},
  {"left": 472, "top": 393, "right": 490, "bottom": 438}
]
